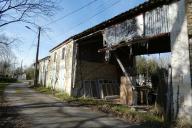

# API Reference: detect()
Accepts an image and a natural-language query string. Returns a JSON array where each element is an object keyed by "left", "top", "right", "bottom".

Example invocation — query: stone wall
[
  {"left": 48, "top": 40, "right": 74, "bottom": 95},
  {"left": 186, "top": 1, "right": 192, "bottom": 125},
  {"left": 187, "top": 0, "right": 192, "bottom": 36},
  {"left": 72, "top": 60, "right": 119, "bottom": 97},
  {"left": 38, "top": 57, "right": 49, "bottom": 87},
  {"left": 187, "top": 0, "right": 192, "bottom": 86},
  {"left": 75, "top": 60, "right": 119, "bottom": 85}
]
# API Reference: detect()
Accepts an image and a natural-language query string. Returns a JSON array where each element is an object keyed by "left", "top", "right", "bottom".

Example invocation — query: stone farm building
[{"left": 38, "top": 0, "right": 192, "bottom": 123}]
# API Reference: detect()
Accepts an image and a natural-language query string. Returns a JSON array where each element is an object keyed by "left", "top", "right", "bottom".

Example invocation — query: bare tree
[
  {"left": 0, "top": 0, "right": 57, "bottom": 28},
  {"left": 0, "top": 34, "right": 17, "bottom": 76},
  {"left": 0, "top": 33, "right": 18, "bottom": 45}
]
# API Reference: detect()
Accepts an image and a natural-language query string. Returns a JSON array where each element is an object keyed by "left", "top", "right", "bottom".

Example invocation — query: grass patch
[
  {"left": 0, "top": 83, "right": 8, "bottom": 102},
  {"left": 97, "top": 104, "right": 163, "bottom": 124},
  {"left": 34, "top": 86, "right": 112, "bottom": 105},
  {"left": 0, "top": 78, "right": 17, "bottom": 83},
  {"left": 55, "top": 91, "right": 74, "bottom": 101},
  {"left": 15, "top": 89, "right": 23, "bottom": 94},
  {"left": 112, "top": 105, "right": 130, "bottom": 113},
  {"left": 34, "top": 86, "right": 52, "bottom": 94},
  {"left": 0, "top": 83, "right": 28, "bottom": 128}
]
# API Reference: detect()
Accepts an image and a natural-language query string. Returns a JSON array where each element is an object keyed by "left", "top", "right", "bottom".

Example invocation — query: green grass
[
  {"left": 0, "top": 78, "right": 17, "bottom": 83},
  {"left": 55, "top": 91, "right": 74, "bottom": 101},
  {"left": 112, "top": 105, "right": 130, "bottom": 113},
  {"left": 34, "top": 86, "right": 74, "bottom": 101},
  {"left": 34, "top": 86, "right": 111, "bottom": 105},
  {"left": 15, "top": 89, "right": 23, "bottom": 94},
  {"left": 35, "top": 86, "right": 52, "bottom": 94},
  {"left": 0, "top": 83, "right": 8, "bottom": 102}
]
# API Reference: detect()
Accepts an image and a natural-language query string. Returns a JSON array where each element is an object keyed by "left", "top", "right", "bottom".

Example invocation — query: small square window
[
  {"left": 62, "top": 48, "right": 65, "bottom": 60},
  {"left": 54, "top": 52, "right": 57, "bottom": 62}
]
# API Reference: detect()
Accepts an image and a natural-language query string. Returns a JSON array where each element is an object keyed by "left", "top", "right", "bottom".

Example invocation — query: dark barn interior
[
  {"left": 72, "top": 31, "right": 171, "bottom": 110},
  {"left": 72, "top": 32, "right": 120, "bottom": 99}
]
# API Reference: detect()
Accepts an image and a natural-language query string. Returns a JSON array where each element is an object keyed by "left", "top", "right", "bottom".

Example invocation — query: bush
[
  {"left": 25, "top": 67, "right": 35, "bottom": 80},
  {"left": 0, "top": 77, "right": 17, "bottom": 83}
]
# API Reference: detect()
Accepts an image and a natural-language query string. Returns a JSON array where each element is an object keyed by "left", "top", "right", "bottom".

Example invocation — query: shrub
[{"left": 0, "top": 77, "right": 17, "bottom": 83}]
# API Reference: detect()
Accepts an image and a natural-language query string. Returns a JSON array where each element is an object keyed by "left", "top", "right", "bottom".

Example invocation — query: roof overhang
[
  {"left": 38, "top": 56, "right": 50, "bottom": 62},
  {"left": 98, "top": 33, "right": 170, "bottom": 53},
  {"left": 49, "top": 39, "right": 73, "bottom": 53}
]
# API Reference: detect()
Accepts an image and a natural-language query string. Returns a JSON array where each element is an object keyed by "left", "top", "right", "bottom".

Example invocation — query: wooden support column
[{"left": 72, "top": 42, "right": 78, "bottom": 88}]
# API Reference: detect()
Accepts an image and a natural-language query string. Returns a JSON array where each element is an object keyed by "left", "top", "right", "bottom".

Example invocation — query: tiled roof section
[
  {"left": 38, "top": 56, "right": 50, "bottom": 62},
  {"left": 50, "top": 0, "right": 178, "bottom": 52}
]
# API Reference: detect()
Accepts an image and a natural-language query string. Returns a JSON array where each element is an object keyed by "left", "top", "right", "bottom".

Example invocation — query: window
[
  {"left": 54, "top": 52, "right": 57, "bottom": 62},
  {"left": 62, "top": 48, "right": 65, "bottom": 60}
]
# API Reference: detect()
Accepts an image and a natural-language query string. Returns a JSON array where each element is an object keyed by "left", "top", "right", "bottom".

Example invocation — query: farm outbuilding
[{"left": 38, "top": 0, "right": 192, "bottom": 124}]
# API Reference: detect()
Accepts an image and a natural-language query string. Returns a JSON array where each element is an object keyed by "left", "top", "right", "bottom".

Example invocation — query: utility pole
[{"left": 34, "top": 26, "right": 41, "bottom": 87}]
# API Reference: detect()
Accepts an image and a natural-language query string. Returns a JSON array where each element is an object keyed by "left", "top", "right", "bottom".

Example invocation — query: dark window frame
[
  {"left": 62, "top": 48, "right": 65, "bottom": 60},
  {"left": 54, "top": 52, "right": 57, "bottom": 62}
]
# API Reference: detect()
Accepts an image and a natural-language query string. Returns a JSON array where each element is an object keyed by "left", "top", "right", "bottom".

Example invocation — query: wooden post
[{"left": 165, "top": 65, "right": 173, "bottom": 125}]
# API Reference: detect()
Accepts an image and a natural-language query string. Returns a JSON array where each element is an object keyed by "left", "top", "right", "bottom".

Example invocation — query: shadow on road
[{"left": 4, "top": 83, "right": 162, "bottom": 128}]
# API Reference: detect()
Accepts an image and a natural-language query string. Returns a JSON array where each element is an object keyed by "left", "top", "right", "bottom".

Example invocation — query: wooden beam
[
  {"left": 98, "top": 33, "right": 170, "bottom": 53},
  {"left": 75, "top": 30, "right": 103, "bottom": 42},
  {"left": 114, "top": 54, "right": 134, "bottom": 89}
]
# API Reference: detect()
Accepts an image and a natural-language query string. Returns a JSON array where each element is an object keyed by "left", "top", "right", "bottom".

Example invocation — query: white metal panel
[
  {"left": 144, "top": 5, "right": 169, "bottom": 36},
  {"left": 103, "top": 15, "right": 143, "bottom": 47}
]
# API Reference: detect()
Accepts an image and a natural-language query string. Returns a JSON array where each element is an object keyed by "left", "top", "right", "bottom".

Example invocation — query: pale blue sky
[{"left": 0, "top": 0, "right": 146, "bottom": 67}]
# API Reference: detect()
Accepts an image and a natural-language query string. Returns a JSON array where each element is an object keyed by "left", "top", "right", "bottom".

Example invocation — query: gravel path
[{"left": 4, "top": 83, "right": 141, "bottom": 128}]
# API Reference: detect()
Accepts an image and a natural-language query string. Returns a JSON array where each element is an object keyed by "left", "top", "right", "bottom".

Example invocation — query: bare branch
[
  {"left": 0, "top": 34, "right": 18, "bottom": 46},
  {"left": 0, "top": 0, "right": 57, "bottom": 28}
]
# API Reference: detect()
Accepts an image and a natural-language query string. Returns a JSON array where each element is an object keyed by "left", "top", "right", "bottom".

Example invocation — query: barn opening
[
  {"left": 72, "top": 32, "right": 120, "bottom": 99},
  {"left": 103, "top": 32, "right": 172, "bottom": 112},
  {"left": 132, "top": 33, "right": 171, "bottom": 107},
  {"left": 72, "top": 30, "right": 172, "bottom": 109}
]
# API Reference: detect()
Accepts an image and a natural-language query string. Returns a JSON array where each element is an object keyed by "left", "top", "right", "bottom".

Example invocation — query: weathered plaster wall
[
  {"left": 38, "top": 57, "right": 49, "bottom": 87},
  {"left": 48, "top": 40, "right": 74, "bottom": 95},
  {"left": 63, "top": 41, "right": 74, "bottom": 95},
  {"left": 169, "top": 0, "right": 192, "bottom": 123}
]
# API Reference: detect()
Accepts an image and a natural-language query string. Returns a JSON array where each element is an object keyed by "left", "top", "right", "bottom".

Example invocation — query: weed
[
  {"left": 15, "top": 89, "right": 23, "bottom": 94},
  {"left": 0, "top": 83, "right": 8, "bottom": 102}
]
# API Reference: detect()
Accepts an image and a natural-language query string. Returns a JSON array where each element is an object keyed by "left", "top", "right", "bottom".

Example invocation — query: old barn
[{"left": 38, "top": 0, "right": 192, "bottom": 123}]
